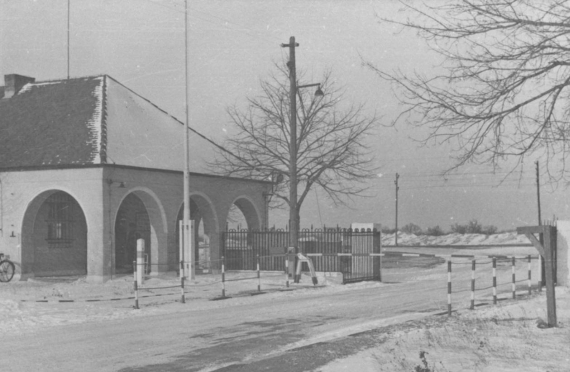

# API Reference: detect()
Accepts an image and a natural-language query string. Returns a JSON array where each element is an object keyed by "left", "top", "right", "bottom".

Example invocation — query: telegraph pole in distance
[
  {"left": 535, "top": 161, "right": 542, "bottom": 226},
  {"left": 536, "top": 160, "right": 544, "bottom": 288},
  {"left": 395, "top": 173, "right": 400, "bottom": 246}
]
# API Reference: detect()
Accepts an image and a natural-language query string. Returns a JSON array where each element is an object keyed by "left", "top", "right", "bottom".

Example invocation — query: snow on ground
[
  {"left": 382, "top": 231, "right": 530, "bottom": 246},
  {"left": 0, "top": 232, "right": 539, "bottom": 337},
  {"left": 317, "top": 287, "right": 570, "bottom": 372},
  {"left": 0, "top": 269, "right": 362, "bottom": 335},
  {"left": 0, "top": 232, "right": 556, "bottom": 371}
]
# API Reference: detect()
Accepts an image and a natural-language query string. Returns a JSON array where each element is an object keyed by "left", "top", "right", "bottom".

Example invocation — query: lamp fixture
[
  {"left": 107, "top": 179, "right": 126, "bottom": 188},
  {"left": 314, "top": 86, "right": 324, "bottom": 97}
]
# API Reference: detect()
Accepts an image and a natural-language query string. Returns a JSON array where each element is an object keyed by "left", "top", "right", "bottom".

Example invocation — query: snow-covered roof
[{"left": 0, "top": 75, "right": 213, "bottom": 172}]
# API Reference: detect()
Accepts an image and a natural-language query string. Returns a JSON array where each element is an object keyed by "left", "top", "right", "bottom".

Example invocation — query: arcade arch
[
  {"left": 175, "top": 193, "right": 218, "bottom": 272},
  {"left": 114, "top": 190, "right": 167, "bottom": 274},
  {"left": 21, "top": 190, "right": 88, "bottom": 277},
  {"left": 228, "top": 196, "right": 262, "bottom": 231}
]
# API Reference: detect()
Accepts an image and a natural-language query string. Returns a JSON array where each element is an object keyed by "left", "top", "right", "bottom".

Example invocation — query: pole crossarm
[{"left": 297, "top": 83, "right": 320, "bottom": 89}]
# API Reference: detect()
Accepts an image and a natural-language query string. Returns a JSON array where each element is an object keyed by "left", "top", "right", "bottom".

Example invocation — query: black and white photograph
[{"left": 1, "top": 1, "right": 569, "bottom": 371}]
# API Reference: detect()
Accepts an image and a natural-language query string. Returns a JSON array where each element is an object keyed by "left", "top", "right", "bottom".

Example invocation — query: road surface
[{"left": 5, "top": 258, "right": 529, "bottom": 372}]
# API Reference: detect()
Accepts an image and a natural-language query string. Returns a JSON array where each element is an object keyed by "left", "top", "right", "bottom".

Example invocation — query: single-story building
[{"left": 0, "top": 73, "right": 271, "bottom": 282}]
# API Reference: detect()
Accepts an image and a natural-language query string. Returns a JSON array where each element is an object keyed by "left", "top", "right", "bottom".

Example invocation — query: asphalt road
[{"left": 6, "top": 259, "right": 525, "bottom": 372}]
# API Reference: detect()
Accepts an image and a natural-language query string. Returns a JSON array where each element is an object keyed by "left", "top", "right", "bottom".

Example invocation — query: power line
[
  {"left": 140, "top": 0, "right": 282, "bottom": 46},
  {"left": 402, "top": 183, "right": 535, "bottom": 190}
]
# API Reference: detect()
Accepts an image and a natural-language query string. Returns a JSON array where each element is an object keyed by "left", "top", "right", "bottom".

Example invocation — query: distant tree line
[{"left": 383, "top": 220, "right": 503, "bottom": 236}]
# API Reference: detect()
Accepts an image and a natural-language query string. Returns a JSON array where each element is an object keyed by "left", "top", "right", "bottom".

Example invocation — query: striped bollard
[
  {"left": 492, "top": 258, "right": 497, "bottom": 305},
  {"left": 447, "top": 260, "right": 452, "bottom": 316},
  {"left": 136, "top": 238, "right": 145, "bottom": 284},
  {"left": 470, "top": 259, "right": 475, "bottom": 310},
  {"left": 285, "top": 255, "right": 290, "bottom": 288},
  {"left": 527, "top": 255, "right": 532, "bottom": 295},
  {"left": 511, "top": 257, "right": 516, "bottom": 299},
  {"left": 181, "top": 276, "right": 186, "bottom": 304},
  {"left": 257, "top": 254, "right": 261, "bottom": 292},
  {"left": 221, "top": 256, "right": 226, "bottom": 298},
  {"left": 133, "top": 261, "right": 139, "bottom": 310}
]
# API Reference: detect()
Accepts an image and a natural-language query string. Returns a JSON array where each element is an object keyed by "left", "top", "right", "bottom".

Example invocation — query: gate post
[
  {"left": 373, "top": 229, "right": 381, "bottom": 281},
  {"left": 517, "top": 225, "right": 557, "bottom": 327}
]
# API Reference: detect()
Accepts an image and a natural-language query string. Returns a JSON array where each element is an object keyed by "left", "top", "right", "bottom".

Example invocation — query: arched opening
[
  {"left": 226, "top": 204, "right": 248, "bottom": 231},
  {"left": 114, "top": 193, "right": 151, "bottom": 273},
  {"left": 223, "top": 197, "right": 263, "bottom": 270},
  {"left": 175, "top": 194, "right": 217, "bottom": 273},
  {"left": 21, "top": 190, "right": 88, "bottom": 277},
  {"left": 229, "top": 197, "right": 262, "bottom": 231}
]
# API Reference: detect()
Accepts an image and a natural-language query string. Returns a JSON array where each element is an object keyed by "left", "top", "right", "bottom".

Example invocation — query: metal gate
[{"left": 221, "top": 228, "right": 381, "bottom": 283}]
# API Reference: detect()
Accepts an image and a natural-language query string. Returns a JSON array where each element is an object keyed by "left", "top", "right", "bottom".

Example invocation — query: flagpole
[{"left": 183, "top": 0, "right": 194, "bottom": 280}]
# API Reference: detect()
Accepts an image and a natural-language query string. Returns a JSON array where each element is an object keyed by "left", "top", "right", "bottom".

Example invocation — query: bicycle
[{"left": 0, "top": 253, "right": 15, "bottom": 282}]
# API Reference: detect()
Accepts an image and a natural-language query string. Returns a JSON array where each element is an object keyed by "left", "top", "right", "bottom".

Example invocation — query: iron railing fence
[{"left": 221, "top": 227, "right": 381, "bottom": 283}]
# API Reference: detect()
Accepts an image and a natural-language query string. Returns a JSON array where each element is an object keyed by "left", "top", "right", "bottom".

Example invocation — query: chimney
[{"left": 3, "top": 74, "right": 35, "bottom": 99}]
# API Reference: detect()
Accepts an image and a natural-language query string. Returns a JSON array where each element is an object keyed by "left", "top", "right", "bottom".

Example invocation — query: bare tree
[
  {"left": 365, "top": 0, "right": 570, "bottom": 179},
  {"left": 210, "top": 66, "right": 379, "bottom": 225}
]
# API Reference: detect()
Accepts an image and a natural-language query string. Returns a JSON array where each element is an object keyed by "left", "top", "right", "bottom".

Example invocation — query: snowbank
[{"left": 382, "top": 232, "right": 531, "bottom": 246}]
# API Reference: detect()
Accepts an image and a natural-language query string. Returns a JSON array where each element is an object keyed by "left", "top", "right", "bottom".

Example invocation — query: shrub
[
  {"left": 467, "top": 219, "right": 483, "bottom": 233},
  {"left": 482, "top": 225, "right": 498, "bottom": 235},
  {"left": 425, "top": 225, "right": 445, "bottom": 236},
  {"left": 450, "top": 223, "right": 467, "bottom": 234},
  {"left": 381, "top": 226, "right": 396, "bottom": 234},
  {"left": 451, "top": 219, "right": 488, "bottom": 234},
  {"left": 401, "top": 223, "right": 422, "bottom": 235},
  {"left": 450, "top": 219, "right": 498, "bottom": 235}
]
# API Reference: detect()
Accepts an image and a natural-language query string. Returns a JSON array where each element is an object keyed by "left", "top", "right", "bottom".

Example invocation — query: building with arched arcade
[{"left": 0, "top": 74, "right": 271, "bottom": 282}]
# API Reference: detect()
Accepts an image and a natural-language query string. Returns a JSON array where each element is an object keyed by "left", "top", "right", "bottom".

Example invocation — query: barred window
[{"left": 45, "top": 192, "right": 74, "bottom": 248}]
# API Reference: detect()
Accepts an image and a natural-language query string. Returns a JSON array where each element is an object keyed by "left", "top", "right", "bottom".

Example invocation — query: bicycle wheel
[{"left": 0, "top": 260, "right": 15, "bottom": 282}]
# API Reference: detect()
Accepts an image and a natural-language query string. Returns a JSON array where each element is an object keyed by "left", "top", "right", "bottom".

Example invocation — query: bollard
[
  {"left": 181, "top": 276, "right": 186, "bottom": 304},
  {"left": 493, "top": 258, "right": 497, "bottom": 305},
  {"left": 470, "top": 259, "right": 475, "bottom": 310},
  {"left": 285, "top": 255, "right": 290, "bottom": 288},
  {"left": 512, "top": 257, "right": 516, "bottom": 299},
  {"left": 538, "top": 255, "right": 543, "bottom": 292},
  {"left": 221, "top": 256, "right": 226, "bottom": 298},
  {"left": 528, "top": 255, "right": 532, "bottom": 295},
  {"left": 257, "top": 254, "right": 261, "bottom": 292},
  {"left": 447, "top": 260, "right": 452, "bottom": 316},
  {"left": 136, "top": 238, "right": 145, "bottom": 284},
  {"left": 133, "top": 261, "right": 139, "bottom": 309}
]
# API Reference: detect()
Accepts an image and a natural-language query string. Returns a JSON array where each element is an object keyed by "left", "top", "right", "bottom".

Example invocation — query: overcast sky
[{"left": 1, "top": 0, "right": 567, "bottom": 231}]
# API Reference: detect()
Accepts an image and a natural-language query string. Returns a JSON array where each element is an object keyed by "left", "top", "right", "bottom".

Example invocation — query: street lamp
[{"left": 281, "top": 36, "right": 323, "bottom": 282}]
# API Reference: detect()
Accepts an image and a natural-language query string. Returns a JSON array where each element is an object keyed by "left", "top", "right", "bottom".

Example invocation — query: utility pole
[
  {"left": 395, "top": 173, "right": 400, "bottom": 246},
  {"left": 282, "top": 36, "right": 300, "bottom": 280},
  {"left": 280, "top": 37, "right": 323, "bottom": 282},
  {"left": 536, "top": 160, "right": 544, "bottom": 288},
  {"left": 536, "top": 161, "right": 542, "bottom": 226}
]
